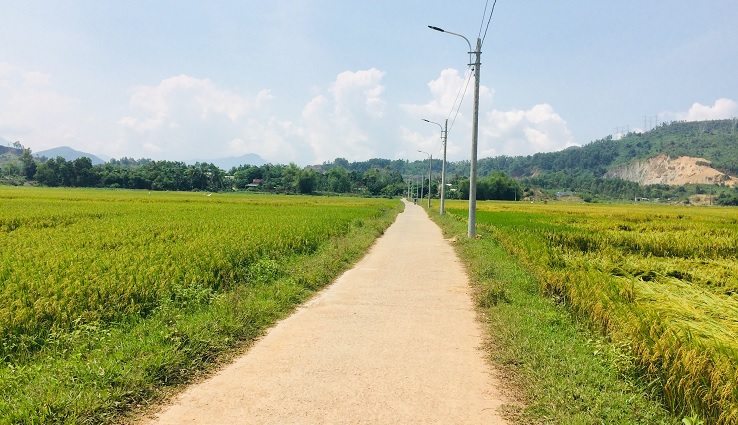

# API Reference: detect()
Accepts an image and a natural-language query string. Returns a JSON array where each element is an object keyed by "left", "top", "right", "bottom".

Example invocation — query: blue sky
[{"left": 2, "top": 1, "right": 737, "bottom": 165}]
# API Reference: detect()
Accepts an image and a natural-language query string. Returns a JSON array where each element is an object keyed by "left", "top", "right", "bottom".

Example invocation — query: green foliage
[
  {"left": 19, "top": 149, "right": 36, "bottom": 180},
  {"left": 32, "top": 158, "right": 228, "bottom": 191},
  {"left": 296, "top": 168, "right": 318, "bottom": 194},
  {"left": 21, "top": 155, "right": 413, "bottom": 197},
  {"left": 476, "top": 171, "right": 520, "bottom": 200},
  {"left": 326, "top": 167, "right": 352, "bottom": 193},
  {"left": 682, "top": 414, "right": 705, "bottom": 425},
  {"left": 716, "top": 188, "right": 738, "bottom": 206}
]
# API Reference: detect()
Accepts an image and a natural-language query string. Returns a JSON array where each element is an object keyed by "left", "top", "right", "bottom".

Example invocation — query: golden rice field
[
  {"left": 0, "top": 187, "right": 400, "bottom": 423},
  {"left": 447, "top": 200, "right": 738, "bottom": 424}
]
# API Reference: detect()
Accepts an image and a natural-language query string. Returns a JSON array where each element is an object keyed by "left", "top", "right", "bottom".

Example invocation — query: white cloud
[
  {"left": 671, "top": 98, "right": 738, "bottom": 121},
  {"left": 117, "top": 75, "right": 281, "bottom": 161},
  {"left": 120, "top": 74, "right": 270, "bottom": 133},
  {"left": 402, "top": 69, "right": 574, "bottom": 161},
  {"left": 331, "top": 68, "right": 386, "bottom": 118},
  {"left": 403, "top": 69, "right": 466, "bottom": 118},
  {"left": 482, "top": 104, "right": 576, "bottom": 157},
  {"left": 1, "top": 62, "right": 580, "bottom": 166},
  {"left": 299, "top": 68, "right": 388, "bottom": 162},
  {"left": 397, "top": 126, "right": 440, "bottom": 161},
  {"left": 400, "top": 69, "right": 490, "bottom": 161},
  {"left": 114, "top": 69, "right": 391, "bottom": 164},
  {"left": 0, "top": 62, "right": 80, "bottom": 149},
  {"left": 402, "top": 68, "right": 493, "bottom": 120}
]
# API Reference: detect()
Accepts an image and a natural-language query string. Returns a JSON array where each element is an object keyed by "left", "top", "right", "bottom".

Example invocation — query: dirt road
[{"left": 142, "top": 200, "right": 508, "bottom": 424}]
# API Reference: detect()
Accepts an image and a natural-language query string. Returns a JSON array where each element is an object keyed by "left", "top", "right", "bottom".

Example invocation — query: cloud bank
[
  {"left": 114, "top": 69, "right": 389, "bottom": 164},
  {"left": 1, "top": 63, "right": 393, "bottom": 165},
  {"left": 117, "top": 75, "right": 276, "bottom": 160},
  {"left": 677, "top": 98, "right": 738, "bottom": 121},
  {"left": 482, "top": 104, "right": 576, "bottom": 157},
  {"left": 300, "top": 68, "right": 387, "bottom": 163},
  {"left": 402, "top": 69, "right": 576, "bottom": 160},
  {"left": 0, "top": 62, "right": 80, "bottom": 147},
  {"left": 3, "top": 61, "right": 736, "bottom": 166}
]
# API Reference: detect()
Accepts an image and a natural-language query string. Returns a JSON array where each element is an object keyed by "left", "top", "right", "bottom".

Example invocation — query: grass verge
[
  {"left": 430, "top": 210, "right": 681, "bottom": 424},
  {"left": 0, "top": 200, "right": 403, "bottom": 425}
]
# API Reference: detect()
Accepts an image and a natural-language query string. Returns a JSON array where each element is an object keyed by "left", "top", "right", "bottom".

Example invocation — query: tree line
[
  {"left": 4, "top": 148, "right": 735, "bottom": 205},
  {"left": 1, "top": 149, "right": 524, "bottom": 201},
  {"left": 5, "top": 117, "right": 738, "bottom": 205}
]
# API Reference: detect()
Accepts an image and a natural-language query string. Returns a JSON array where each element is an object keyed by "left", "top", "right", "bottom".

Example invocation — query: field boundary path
[{"left": 141, "top": 200, "right": 508, "bottom": 424}]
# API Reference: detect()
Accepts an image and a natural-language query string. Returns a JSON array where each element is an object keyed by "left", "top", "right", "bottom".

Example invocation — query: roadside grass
[
  {"left": 431, "top": 209, "right": 680, "bottom": 424},
  {"left": 0, "top": 190, "right": 402, "bottom": 424}
]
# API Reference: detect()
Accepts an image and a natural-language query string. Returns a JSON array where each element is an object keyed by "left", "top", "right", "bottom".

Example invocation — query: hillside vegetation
[
  {"left": 470, "top": 119, "right": 738, "bottom": 203},
  {"left": 476, "top": 119, "right": 738, "bottom": 178}
]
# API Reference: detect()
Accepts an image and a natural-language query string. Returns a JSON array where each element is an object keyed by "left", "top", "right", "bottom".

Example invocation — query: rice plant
[
  {"left": 447, "top": 200, "right": 738, "bottom": 424},
  {"left": 0, "top": 187, "right": 401, "bottom": 423}
]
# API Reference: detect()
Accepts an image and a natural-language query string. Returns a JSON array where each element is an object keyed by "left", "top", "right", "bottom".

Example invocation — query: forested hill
[
  {"left": 475, "top": 119, "right": 738, "bottom": 179},
  {"left": 319, "top": 119, "right": 738, "bottom": 185}
]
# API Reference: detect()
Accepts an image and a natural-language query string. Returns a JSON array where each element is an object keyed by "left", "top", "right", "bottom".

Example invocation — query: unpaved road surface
[{"left": 142, "top": 200, "right": 508, "bottom": 424}]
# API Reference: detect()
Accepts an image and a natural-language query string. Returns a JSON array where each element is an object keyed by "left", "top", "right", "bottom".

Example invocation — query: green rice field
[
  {"left": 446, "top": 200, "right": 738, "bottom": 424},
  {"left": 0, "top": 187, "right": 401, "bottom": 424}
]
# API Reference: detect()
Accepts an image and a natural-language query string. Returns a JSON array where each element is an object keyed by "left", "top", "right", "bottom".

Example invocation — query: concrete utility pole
[
  {"left": 429, "top": 25, "right": 481, "bottom": 237},
  {"left": 423, "top": 118, "right": 448, "bottom": 215},
  {"left": 418, "top": 150, "right": 432, "bottom": 208},
  {"left": 419, "top": 174, "right": 424, "bottom": 203}
]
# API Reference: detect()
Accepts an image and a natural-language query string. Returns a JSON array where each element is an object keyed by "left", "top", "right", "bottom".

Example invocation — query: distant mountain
[
  {"left": 24, "top": 146, "right": 265, "bottom": 170},
  {"left": 34, "top": 146, "right": 106, "bottom": 165},
  {"left": 190, "top": 153, "right": 267, "bottom": 170}
]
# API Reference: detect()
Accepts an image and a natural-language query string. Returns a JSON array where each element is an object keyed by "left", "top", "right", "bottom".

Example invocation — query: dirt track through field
[{"left": 142, "top": 200, "right": 508, "bottom": 424}]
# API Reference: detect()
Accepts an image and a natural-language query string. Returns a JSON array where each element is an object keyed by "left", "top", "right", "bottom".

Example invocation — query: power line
[
  {"left": 481, "top": 0, "right": 498, "bottom": 48},
  {"left": 449, "top": 0, "right": 499, "bottom": 129},
  {"left": 447, "top": 67, "right": 474, "bottom": 131},
  {"left": 478, "top": 0, "right": 490, "bottom": 40},
  {"left": 438, "top": 1, "right": 499, "bottom": 150},
  {"left": 446, "top": 67, "right": 470, "bottom": 122}
]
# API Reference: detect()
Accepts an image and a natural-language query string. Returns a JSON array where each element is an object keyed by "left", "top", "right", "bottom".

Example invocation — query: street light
[
  {"left": 429, "top": 25, "right": 481, "bottom": 238},
  {"left": 418, "top": 150, "right": 432, "bottom": 209},
  {"left": 422, "top": 118, "right": 448, "bottom": 215}
]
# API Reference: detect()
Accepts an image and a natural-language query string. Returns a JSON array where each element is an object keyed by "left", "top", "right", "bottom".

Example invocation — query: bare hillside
[{"left": 604, "top": 154, "right": 737, "bottom": 186}]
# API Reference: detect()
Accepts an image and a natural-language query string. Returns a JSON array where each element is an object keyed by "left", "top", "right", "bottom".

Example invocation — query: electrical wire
[
  {"left": 478, "top": 0, "right": 490, "bottom": 41},
  {"left": 445, "top": 65, "right": 471, "bottom": 125},
  {"left": 448, "top": 68, "right": 473, "bottom": 131},
  {"left": 448, "top": 0, "right": 499, "bottom": 129},
  {"left": 481, "top": 0, "right": 498, "bottom": 47},
  {"left": 436, "top": 1, "right": 498, "bottom": 144}
]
